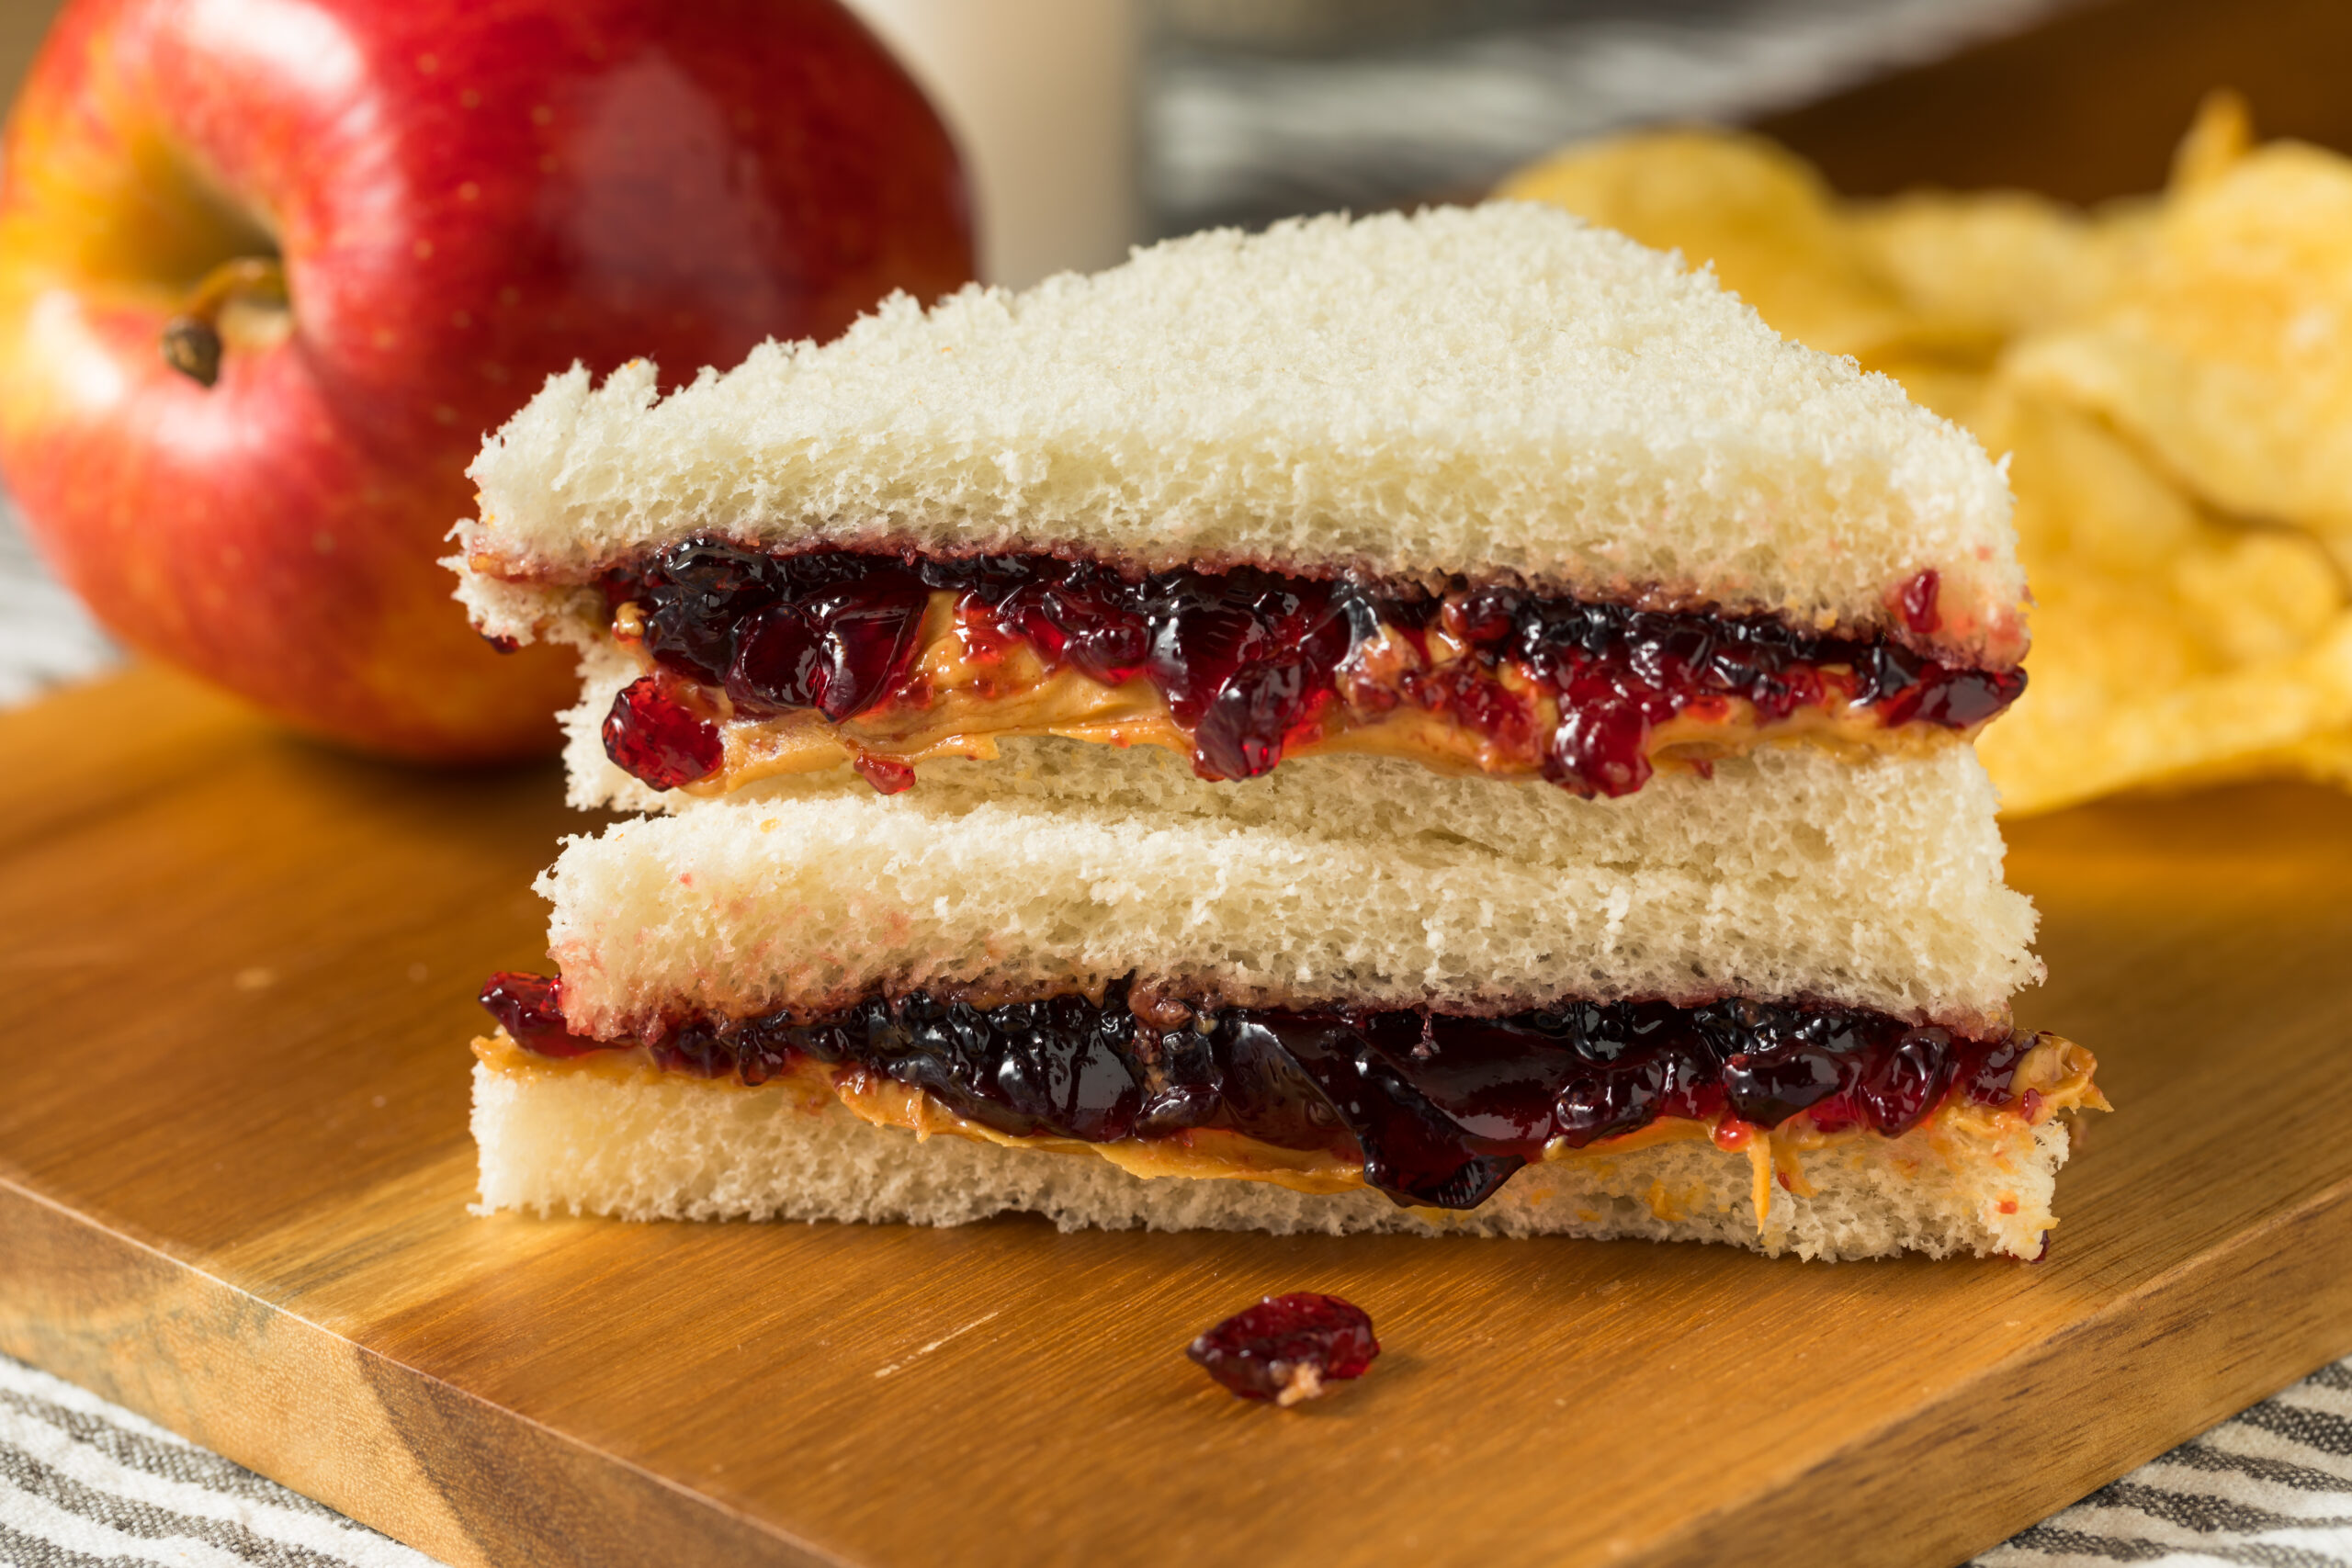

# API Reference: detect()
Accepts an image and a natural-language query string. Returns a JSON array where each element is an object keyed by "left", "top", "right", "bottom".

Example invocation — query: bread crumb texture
[
  {"left": 539, "top": 736, "right": 2038, "bottom": 1033},
  {"left": 472, "top": 1059, "right": 2068, "bottom": 1261},
  {"left": 459, "top": 204, "right": 2021, "bottom": 660}
]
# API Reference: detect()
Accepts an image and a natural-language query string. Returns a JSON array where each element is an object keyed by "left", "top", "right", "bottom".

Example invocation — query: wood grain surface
[{"left": 3, "top": 664, "right": 2350, "bottom": 1568}]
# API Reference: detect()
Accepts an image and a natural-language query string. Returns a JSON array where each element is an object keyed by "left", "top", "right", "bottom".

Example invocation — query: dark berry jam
[
  {"left": 602, "top": 675, "right": 722, "bottom": 790},
  {"left": 481, "top": 974, "right": 2044, "bottom": 1212},
  {"left": 1188, "top": 1293, "right": 1379, "bottom": 1404},
  {"left": 597, "top": 541, "right": 2023, "bottom": 796},
  {"left": 478, "top": 972, "right": 601, "bottom": 1058}
]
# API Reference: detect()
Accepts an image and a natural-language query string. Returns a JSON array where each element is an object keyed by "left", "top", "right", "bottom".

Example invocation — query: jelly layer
[
  {"left": 589, "top": 543, "right": 2024, "bottom": 798},
  {"left": 480, "top": 973, "right": 2091, "bottom": 1212}
]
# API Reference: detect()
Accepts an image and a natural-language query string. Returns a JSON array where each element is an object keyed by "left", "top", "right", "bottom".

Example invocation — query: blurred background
[
  {"left": 1144, "top": 0, "right": 2072, "bottom": 238},
  {"left": 4, "top": 0, "right": 2332, "bottom": 288}
]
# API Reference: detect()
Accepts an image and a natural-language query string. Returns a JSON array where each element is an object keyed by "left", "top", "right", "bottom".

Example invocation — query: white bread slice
[
  {"left": 470, "top": 1050, "right": 2075, "bottom": 1261},
  {"left": 456, "top": 203, "right": 2024, "bottom": 665},
  {"left": 537, "top": 739, "right": 2039, "bottom": 1038}
]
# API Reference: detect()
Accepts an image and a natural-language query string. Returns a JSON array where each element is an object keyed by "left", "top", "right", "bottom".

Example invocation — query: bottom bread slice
[{"left": 472, "top": 1043, "right": 2081, "bottom": 1262}]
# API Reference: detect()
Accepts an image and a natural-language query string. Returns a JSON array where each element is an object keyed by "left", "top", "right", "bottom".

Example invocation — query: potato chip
[
  {"left": 2168, "top": 88, "right": 2255, "bottom": 194},
  {"left": 1970, "top": 391, "right": 2352, "bottom": 815},
  {"left": 2001, "top": 140, "right": 2352, "bottom": 537},
  {"left": 1846, "top": 191, "right": 2109, "bottom": 352},
  {"left": 2259, "top": 729, "right": 2352, "bottom": 789}
]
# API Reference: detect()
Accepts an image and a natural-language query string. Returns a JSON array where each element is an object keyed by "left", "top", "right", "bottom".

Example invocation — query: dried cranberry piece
[
  {"left": 479, "top": 971, "right": 602, "bottom": 1058},
  {"left": 639, "top": 537, "right": 777, "bottom": 682},
  {"left": 1187, "top": 1292, "right": 1380, "bottom": 1405},
  {"left": 603, "top": 675, "right": 722, "bottom": 790},
  {"left": 1856, "top": 1026, "right": 1958, "bottom": 1136}
]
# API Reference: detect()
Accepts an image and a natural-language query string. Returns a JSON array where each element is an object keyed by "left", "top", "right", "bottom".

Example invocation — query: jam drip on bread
[
  {"left": 594, "top": 541, "right": 2024, "bottom": 796},
  {"left": 481, "top": 972, "right": 2067, "bottom": 1211}
]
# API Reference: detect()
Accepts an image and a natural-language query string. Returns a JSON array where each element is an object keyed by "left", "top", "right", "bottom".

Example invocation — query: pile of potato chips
[{"left": 1500, "top": 96, "right": 2352, "bottom": 817}]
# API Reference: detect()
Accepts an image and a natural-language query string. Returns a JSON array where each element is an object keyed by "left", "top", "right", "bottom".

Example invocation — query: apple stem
[
  {"left": 159, "top": 256, "right": 288, "bottom": 388},
  {"left": 160, "top": 317, "right": 223, "bottom": 386}
]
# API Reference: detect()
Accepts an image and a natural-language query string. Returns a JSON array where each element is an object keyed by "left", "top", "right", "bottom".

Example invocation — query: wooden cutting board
[{"left": 2, "top": 664, "right": 2349, "bottom": 1568}]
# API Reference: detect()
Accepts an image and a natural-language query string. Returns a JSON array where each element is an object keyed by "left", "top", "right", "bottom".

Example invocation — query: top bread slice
[{"left": 455, "top": 203, "right": 2025, "bottom": 665}]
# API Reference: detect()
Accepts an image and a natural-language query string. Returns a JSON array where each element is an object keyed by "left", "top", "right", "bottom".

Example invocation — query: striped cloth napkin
[{"left": 5, "top": 1348, "right": 2349, "bottom": 1566}]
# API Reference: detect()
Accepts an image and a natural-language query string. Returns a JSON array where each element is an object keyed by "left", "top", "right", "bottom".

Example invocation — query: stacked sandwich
[{"left": 452, "top": 204, "right": 2102, "bottom": 1260}]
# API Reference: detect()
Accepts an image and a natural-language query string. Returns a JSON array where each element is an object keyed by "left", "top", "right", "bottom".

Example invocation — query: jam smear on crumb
[
  {"left": 480, "top": 975, "right": 2047, "bottom": 1211},
  {"left": 1897, "top": 569, "right": 1943, "bottom": 637},
  {"left": 598, "top": 542, "right": 2021, "bottom": 795},
  {"left": 1188, "top": 1293, "right": 1379, "bottom": 1405}
]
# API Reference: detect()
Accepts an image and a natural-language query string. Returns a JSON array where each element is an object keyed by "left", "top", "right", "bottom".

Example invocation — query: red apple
[{"left": 0, "top": 0, "right": 974, "bottom": 761}]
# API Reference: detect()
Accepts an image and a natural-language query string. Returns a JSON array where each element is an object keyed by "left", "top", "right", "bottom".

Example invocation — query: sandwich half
[{"left": 455, "top": 203, "right": 2102, "bottom": 1259}]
